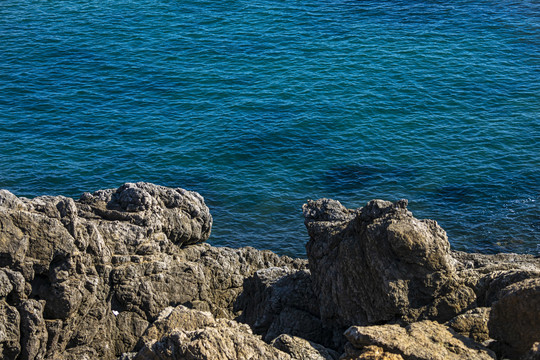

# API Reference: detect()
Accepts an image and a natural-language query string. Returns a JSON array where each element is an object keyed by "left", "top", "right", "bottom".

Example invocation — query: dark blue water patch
[
  {"left": 433, "top": 185, "right": 477, "bottom": 204},
  {"left": 0, "top": 0, "right": 538, "bottom": 257},
  {"left": 323, "top": 163, "right": 416, "bottom": 191}
]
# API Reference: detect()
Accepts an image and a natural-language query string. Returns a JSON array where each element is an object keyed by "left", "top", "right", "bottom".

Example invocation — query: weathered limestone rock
[
  {"left": 445, "top": 307, "right": 491, "bottom": 343},
  {"left": 0, "top": 300, "right": 20, "bottom": 359},
  {"left": 0, "top": 183, "right": 307, "bottom": 359},
  {"left": 271, "top": 334, "right": 339, "bottom": 360},
  {"left": 453, "top": 251, "right": 540, "bottom": 308},
  {"left": 489, "top": 278, "right": 540, "bottom": 359},
  {"left": 2, "top": 184, "right": 539, "bottom": 360},
  {"left": 77, "top": 182, "right": 213, "bottom": 251},
  {"left": 304, "top": 199, "right": 475, "bottom": 327},
  {"left": 340, "top": 344, "right": 404, "bottom": 360},
  {"left": 133, "top": 305, "right": 292, "bottom": 360},
  {"left": 235, "top": 266, "right": 334, "bottom": 347},
  {"left": 344, "top": 321, "right": 496, "bottom": 360},
  {"left": 18, "top": 299, "right": 47, "bottom": 360}
]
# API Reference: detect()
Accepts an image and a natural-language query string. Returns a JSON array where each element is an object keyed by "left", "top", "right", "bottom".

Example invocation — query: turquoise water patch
[{"left": 0, "top": 0, "right": 538, "bottom": 257}]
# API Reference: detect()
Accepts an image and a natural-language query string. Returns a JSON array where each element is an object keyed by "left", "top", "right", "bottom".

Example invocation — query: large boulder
[
  {"left": 344, "top": 321, "right": 496, "bottom": 360},
  {"left": 271, "top": 334, "right": 339, "bottom": 360},
  {"left": 132, "top": 305, "right": 292, "bottom": 360},
  {"left": 445, "top": 307, "right": 491, "bottom": 343},
  {"left": 77, "top": 182, "right": 213, "bottom": 251},
  {"left": 303, "top": 199, "right": 475, "bottom": 327},
  {"left": 234, "top": 267, "right": 334, "bottom": 347},
  {"left": 0, "top": 183, "right": 306, "bottom": 359},
  {"left": 488, "top": 278, "right": 540, "bottom": 359}
]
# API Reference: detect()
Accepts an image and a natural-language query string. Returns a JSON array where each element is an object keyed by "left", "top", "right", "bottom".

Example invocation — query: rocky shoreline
[{"left": 0, "top": 182, "right": 538, "bottom": 360}]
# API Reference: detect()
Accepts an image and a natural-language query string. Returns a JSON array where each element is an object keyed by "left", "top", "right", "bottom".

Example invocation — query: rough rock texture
[
  {"left": 0, "top": 183, "right": 305, "bottom": 359},
  {"left": 445, "top": 307, "right": 491, "bottom": 343},
  {"left": 452, "top": 251, "right": 540, "bottom": 308},
  {"left": 488, "top": 278, "right": 540, "bottom": 359},
  {"left": 303, "top": 198, "right": 540, "bottom": 358},
  {"left": 2, "top": 185, "right": 540, "bottom": 360},
  {"left": 303, "top": 198, "right": 474, "bottom": 327},
  {"left": 340, "top": 344, "right": 405, "bottom": 360},
  {"left": 132, "top": 305, "right": 292, "bottom": 360},
  {"left": 344, "top": 321, "right": 496, "bottom": 360},
  {"left": 235, "top": 266, "right": 336, "bottom": 347},
  {"left": 271, "top": 334, "right": 339, "bottom": 360}
]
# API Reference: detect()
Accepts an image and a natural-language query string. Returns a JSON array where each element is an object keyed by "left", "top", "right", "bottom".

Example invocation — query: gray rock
[
  {"left": 489, "top": 278, "right": 540, "bottom": 359},
  {"left": 0, "top": 300, "right": 20, "bottom": 359},
  {"left": 445, "top": 307, "right": 491, "bottom": 343},
  {"left": 133, "top": 306, "right": 292, "bottom": 360},
  {"left": 235, "top": 266, "right": 334, "bottom": 347},
  {"left": 0, "top": 183, "right": 306, "bottom": 358},
  {"left": 304, "top": 198, "right": 474, "bottom": 327},
  {"left": 2, "top": 185, "right": 539, "bottom": 360},
  {"left": 18, "top": 299, "right": 47, "bottom": 360},
  {"left": 271, "top": 334, "right": 339, "bottom": 360},
  {"left": 78, "top": 182, "right": 212, "bottom": 248}
]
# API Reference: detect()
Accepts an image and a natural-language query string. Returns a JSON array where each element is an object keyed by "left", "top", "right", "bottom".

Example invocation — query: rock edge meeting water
[{"left": 0, "top": 0, "right": 538, "bottom": 257}]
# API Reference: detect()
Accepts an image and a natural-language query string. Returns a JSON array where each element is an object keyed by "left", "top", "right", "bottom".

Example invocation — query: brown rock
[
  {"left": 344, "top": 320, "right": 496, "bottom": 360},
  {"left": 489, "top": 278, "right": 540, "bottom": 359},
  {"left": 19, "top": 299, "right": 47, "bottom": 360},
  {"left": 235, "top": 266, "right": 334, "bottom": 347},
  {"left": 446, "top": 307, "right": 491, "bottom": 343},
  {"left": 0, "top": 300, "right": 20, "bottom": 359},
  {"left": 133, "top": 305, "right": 292, "bottom": 360},
  {"left": 340, "top": 344, "right": 404, "bottom": 360},
  {"left": 271, "top": 334, "right": 339, "bottom": 360},
  {"left": 304, "top": 199, "right": 475, "bottom": 327}
]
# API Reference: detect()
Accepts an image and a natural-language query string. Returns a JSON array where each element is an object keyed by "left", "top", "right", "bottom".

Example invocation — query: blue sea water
[{"left": 0, "top": 0, "right": 538, "bottom": 257}]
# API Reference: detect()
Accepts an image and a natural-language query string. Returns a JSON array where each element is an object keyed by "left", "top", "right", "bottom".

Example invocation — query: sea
[{"left": 0, "top": 0, "right": 538, "bottom": 257}]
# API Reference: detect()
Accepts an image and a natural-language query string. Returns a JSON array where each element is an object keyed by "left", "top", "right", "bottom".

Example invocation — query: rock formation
[
  {"left": 302, "top": 198, "right": 539, "bottom": 359},
  {"left": 344, "top": 321, "right": 496, "bottom": 360},
  {"left": 303, "top": 198, "right": 474, "bottom": 327},
  {"left": 488, "top": 278, "right": 540, "bottom": 359},
  {"left": 0, "top": 184, "right": 538, "bottom": 360},
  {"left": 0, "top": 183, "right": 306, "bottom": 359}
]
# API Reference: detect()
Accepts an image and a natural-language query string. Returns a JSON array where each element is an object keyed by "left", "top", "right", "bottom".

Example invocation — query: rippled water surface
[{"left": 0, "top": 0, "right": 538, "bottom": 257}]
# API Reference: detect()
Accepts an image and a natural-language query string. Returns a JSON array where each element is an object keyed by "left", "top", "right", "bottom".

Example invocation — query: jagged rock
[
  {"left": 115, "top": 312, "right": 150, "bottom": 355},
  {"left": 0, "top": 183, "right": 306, "bottom": 358},
  {"left": 445, "top": 307, "right": 491, "bottom": 343},
  {"left": 271, "top": 334, "right": 339, "bottom": 360},
  {"left": 110, "top": 244, "right": 306, "bottom": 322},
  {"left": 451, "top": 251, "right": 540, "bottom": 307},
  {"left": 234, "top": 266, "right": 335, "bottom": 347},
  {"left": 0, "top": 300, "right": 20, "bottom": 359},
  {"left": 340, "top": 344, "right": 404, "bottom": 360},
  {"left": 488, "top": 278, "right": 540, "bottom": 359},
  {"left": 78, "top": 182, "right": 212, "bottom": 248},
  {"left": 133, "top": 305, "right": 292, "bottom": 360},
  {"left": 2, "top": 185, "right": 539, "bottom": 360},
  {"left": 303, "top": 198, "right": 475, "bottom": 327},
  {"left": 18, "top": 299, "right": 47, "bottom": 360},
  {"left": 344, "top": 320, "right": 496, "bottom": 360}
]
